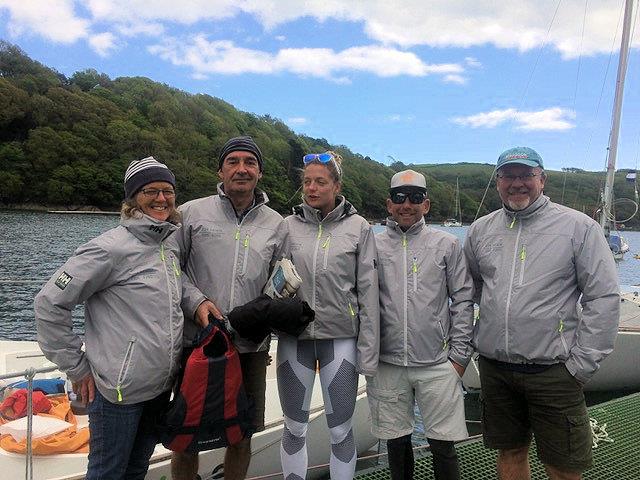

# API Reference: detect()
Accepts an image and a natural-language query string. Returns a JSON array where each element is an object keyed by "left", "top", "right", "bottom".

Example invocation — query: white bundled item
[
  {"left": 0, "top": 415, "right": 73, "bottom": 442},
  {"left": 263, "top": 259, "right": 302, "bottom": 299}
]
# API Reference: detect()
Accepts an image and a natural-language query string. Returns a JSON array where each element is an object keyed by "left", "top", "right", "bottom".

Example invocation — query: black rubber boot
[
  {"left": 386, "top": 434, "right": 414, "bottom": 480},
  {"left": 427, "top": 438, "right": 460, "bottom": 480}
]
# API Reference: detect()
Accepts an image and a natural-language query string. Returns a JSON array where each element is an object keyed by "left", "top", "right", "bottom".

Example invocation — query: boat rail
[{"left": 1, "top": 365, "right": 61, "bottom": 480}]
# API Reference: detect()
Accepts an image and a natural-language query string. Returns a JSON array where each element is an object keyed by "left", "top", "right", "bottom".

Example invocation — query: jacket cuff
[
  {"left": 564, "top": 357, "right": 589, "bottom": 385},
  {"left": 448, "top": 351, "right": 471, "bottom": 368},
  {"left": 66, "top": 357, "right": 92, "bottom": 383}
]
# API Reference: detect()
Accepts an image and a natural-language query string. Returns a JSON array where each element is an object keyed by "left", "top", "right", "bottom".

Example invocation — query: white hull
[
  {"left": 461, "top": 291, "right": 640, "bottom": 392},
  {"left": 442, "top": 220, "right": 462, "bottom": 227},
  {"left": 0, "top": 341, "right": 377, "bottom": 480}
]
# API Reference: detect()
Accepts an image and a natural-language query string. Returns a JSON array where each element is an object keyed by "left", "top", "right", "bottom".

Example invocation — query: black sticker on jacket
[{"left": 55, "top": 271, "right": 73, "bottom": 290}]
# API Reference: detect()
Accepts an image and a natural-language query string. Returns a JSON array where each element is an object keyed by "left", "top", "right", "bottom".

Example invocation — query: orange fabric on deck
[{"left": 0, "top": 394, "right": 90, "bottom": 455}]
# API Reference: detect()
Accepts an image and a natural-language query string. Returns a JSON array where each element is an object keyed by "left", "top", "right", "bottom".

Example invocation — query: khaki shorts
[
  {"left": 478, "top": 356, "right": 592, "bottom": 472},
  {"left": 366, "top": 361, "right": 468, "bottom": 441}
]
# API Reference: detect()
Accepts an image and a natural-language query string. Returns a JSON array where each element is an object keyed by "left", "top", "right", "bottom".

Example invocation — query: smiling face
[
  {"left": 218, "top": 150, "right": 262, "bottom": 197},
  {"left": 386, "top": 189, "right": 430, "bottom": 230},
  {"left": 303, "top": 163, "right": 341, "bottom": 217},
  {"left": 496, "top": 164, "right": 546, "bottom": 211},
  {"left": 134, "top": 181, "right": 176, "bottom": 222}
]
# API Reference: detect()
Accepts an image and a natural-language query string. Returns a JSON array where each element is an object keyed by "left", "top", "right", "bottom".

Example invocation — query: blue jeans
[{"left": 86, "top": 388, "right": 170, "bottom": 480}]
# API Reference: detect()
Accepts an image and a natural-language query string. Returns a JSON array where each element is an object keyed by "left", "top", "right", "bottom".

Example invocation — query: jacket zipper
[
  {"left": 229, "top": 226, "right": 242, "bottom": 311},
  {"left": 402, "top": 234, "right": 408, "bottom": 366},
  {"left": 115, "top": 336, "right": 137, "bottom": 402},
  {"left": 412, "top": 256, "right": 418, "bottom": 293},
  {"left": 160, "top": 242, "right": 177, "bottom": 390},
  {"left": 310, "top": 223, "right": 323, "bottom": 336},
  {"left": 558, "top": 319, "right": 569, "bottom": 356},
  {"left": 322, "top": 234, "right": 331, "bottom": 269},
  {"left": 438, "top": 320, "right": 448, "bottom": 351},
  {"left": 241, "top": 233, "right": 251, "bottom": 275},
  {"left": 518, "top": 244, "right": 526, "bottom": 285},
  {"left": 504, "top": 218, "right": 523, "bottom": 357}
]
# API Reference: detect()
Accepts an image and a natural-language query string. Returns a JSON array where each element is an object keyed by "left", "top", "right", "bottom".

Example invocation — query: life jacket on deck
[{"left": 159, "top": 319, "right": 254, "bottom": 453}]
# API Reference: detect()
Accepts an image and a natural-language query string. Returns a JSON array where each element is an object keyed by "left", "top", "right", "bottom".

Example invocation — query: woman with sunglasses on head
[
  {"left": 35, "top": 157, "right": 204, "bottom": 480},
  {"left": 277, "top": 151, "right": 380, "bottom": 480}
]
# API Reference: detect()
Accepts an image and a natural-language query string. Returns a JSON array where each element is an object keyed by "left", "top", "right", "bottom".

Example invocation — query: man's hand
[
  {"left": 195, "top": 300, "right": 223, "bottom": 327},
  {"left": 450, "top": 360, "right": 465, "bottom": 377},
  {"left": 72, "top": 374, "right": 96, "bottom": 404}
]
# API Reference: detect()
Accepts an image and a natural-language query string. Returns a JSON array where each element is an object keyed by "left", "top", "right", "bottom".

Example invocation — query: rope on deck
[{"left": 590, "top": 417, "right": 614, "bottom": 448}]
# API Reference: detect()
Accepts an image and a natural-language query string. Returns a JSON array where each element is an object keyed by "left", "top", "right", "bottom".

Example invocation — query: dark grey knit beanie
[
  {"left": 124, "top": 156, "right": 176, "bottom": 199},
  {"left": 218, "top": 136, "right": 263, "bottom": 172}
]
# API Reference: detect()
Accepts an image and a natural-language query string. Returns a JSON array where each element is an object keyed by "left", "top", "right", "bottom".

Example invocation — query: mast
[
  {"left": 600, "top": 0, "right": 635, "bottom": 232},
  {"left": 455, "top": 177, "right": 461, "bottom": 223}
]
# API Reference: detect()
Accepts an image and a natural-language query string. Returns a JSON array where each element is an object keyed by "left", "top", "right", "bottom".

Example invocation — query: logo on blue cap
[{"left": 497, "top": 147, "right": 544, "bottom": 169}]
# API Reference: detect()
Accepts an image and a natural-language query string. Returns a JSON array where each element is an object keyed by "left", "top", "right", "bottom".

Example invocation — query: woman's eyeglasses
[
  {"left": 140, "top": 188, "right": 176, "bottom": 199},
  {"left": 390, "top": 191, "right": 427, "bottom": 204}
]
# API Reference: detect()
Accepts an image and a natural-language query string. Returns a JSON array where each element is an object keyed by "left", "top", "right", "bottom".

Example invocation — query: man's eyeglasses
[
  {"left": 390, "top": 191, "right": 427, "bottom": 205},
  {"left": 140, "top": 188, "right": 176, "bottom": 198},
  {"left": 496, "top": 172, "right": 542, "bottom": 182}
]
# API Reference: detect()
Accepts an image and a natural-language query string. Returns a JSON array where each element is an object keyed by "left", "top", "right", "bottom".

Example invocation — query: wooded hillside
[{"left": 1, "top": 42, "right": 637, "bottom": 227}]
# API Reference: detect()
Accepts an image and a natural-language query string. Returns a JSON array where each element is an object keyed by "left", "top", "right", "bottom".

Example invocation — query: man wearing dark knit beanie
[{"left": 172, "top": 135, "right": 285, "bottom": 480}]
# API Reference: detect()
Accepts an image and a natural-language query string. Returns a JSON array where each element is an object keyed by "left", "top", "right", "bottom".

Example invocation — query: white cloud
[
  {"left": 0, "top": 0, "right": 90, "bottom": 43},
  {"left": 148, "top": 35, "right": 465, "bottom": 81},
  {"left": 86, "top": 0, "right": 240, "bottom": 24},
  {"left": 465, "top": 56, "right": 482, "bottom": 68},
  {"left": 443, "top": 74, "right": 467, "bottom": 84},
  {"left": 452, "top": 107, "right": 576, "bottom": 131},
  {"left": 386, "top": 114, "right": 416, "bottom": 123},
  {"left": 287, "top": 117, "right": 308, "bottom": 125},
  {"left": 88, "top": 32, "right": 117, "bottom": 56},
  {"left": 115, "top": 22, "right": 165, "bottom": 37},
  {"left": 275, "top": 35, "right": 286, "bottom": 41}
]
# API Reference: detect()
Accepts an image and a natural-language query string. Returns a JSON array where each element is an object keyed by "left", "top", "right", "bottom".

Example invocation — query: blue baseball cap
[{"left": 497, "top": 147, "right": 544, "bottom": 169}]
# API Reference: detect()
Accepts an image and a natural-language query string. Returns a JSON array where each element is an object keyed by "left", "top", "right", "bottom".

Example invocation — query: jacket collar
[
  {"left": 385, "top": 216, "right": 426, "bottom": 237},
  {"left": 501, "top": 194, "right": 549, "bottom": 224},
  {"left": 121, "top": 214, "right": 179, "bottom": 244},
  {"left": 292, "top": 195, "right": 356, "bottom": 224}
]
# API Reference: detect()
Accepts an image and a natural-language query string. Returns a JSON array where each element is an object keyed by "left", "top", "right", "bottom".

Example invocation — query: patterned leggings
[{"left": 277, "top": 335, "right": 358, "bottom": 480}]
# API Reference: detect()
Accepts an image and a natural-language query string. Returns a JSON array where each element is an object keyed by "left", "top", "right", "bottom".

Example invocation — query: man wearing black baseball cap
[
  {"left": 172, "top": 136, "right": 285, "bottom": 480},
  {"left": 464, "top": 147, "right": 619, "bottom": 480}
]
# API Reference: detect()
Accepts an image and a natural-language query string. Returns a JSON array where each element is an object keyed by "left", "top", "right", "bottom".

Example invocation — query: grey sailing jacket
[
  {"left": 376, "top": 217, "right": 474, "bottom": 368},
  {"left": 284, "top": 196, "right": 380, "bottom": 376},
  {"left": 463, "top": 194, "right": 620, "bottom": 384},
  {"left": 35, "top": 215, "right": 189, "bottom": 404},
  {"left": 178, "top": 184, "right": 285, "bottom": 353}
]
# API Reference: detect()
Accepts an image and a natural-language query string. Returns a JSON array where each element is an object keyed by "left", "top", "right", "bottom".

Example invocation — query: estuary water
[{"left": 1, "top": 210, "right": 639, "bottom": 340}]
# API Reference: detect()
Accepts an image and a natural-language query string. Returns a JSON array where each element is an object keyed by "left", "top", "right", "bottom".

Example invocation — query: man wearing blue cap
[{"left": 463, "top": 147, "right": 619, "bottom": 479}]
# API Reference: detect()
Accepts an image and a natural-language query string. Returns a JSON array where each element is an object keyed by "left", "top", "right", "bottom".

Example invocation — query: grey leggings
[{"left": 277, "top": 335, "right": 358, "bottom": 480}]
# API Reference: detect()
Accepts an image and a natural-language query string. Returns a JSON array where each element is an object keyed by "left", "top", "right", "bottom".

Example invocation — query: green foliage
[{"left": 0, "top": 41, "right": 638, "bottom": 228}]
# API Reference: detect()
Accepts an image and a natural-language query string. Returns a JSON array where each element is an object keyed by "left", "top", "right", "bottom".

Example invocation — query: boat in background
[
  {"left": 443, "top": 177, "right": 463, "bottom": 227},
  {"left": 0, "top": 340, "right": 376, "bottom": 480}
]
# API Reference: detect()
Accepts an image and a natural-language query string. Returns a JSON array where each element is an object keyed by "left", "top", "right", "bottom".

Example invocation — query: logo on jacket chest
[
  {"left": 482, "top": 239, "right": 504, "bottom": 255},
  {"left": 198, "top": 226, "right": 224, "bottom": 239}
]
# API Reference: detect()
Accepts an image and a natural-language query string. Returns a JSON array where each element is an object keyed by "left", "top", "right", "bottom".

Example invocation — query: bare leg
[
  {"left": 224, "top": 437, "right": 251, "bottom": 480},
  {"left": 171, "top": 451, "right": 199, "bottom": 480},
  {"left": 497, "top": 446, "right": 530, "bottom": 480},
  {"left": 544, "top": 465, "right": 582, "bottom": 480}
]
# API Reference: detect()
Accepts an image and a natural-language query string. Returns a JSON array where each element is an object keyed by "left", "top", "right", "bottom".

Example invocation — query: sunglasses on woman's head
[
  {"left": 390, "top": 191, "right": 427, "bottom": 204},
  {"left": 303, "top": 153, "right": 334, "bottom": 164}
]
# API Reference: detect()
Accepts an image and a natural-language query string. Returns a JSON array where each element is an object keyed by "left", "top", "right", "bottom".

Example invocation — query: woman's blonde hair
[
  {"left": 120, "top": 198, "right": 181, "bottom": 224},
  {"left": 302, "top": 151, "right": 343, "bottom": 183}
]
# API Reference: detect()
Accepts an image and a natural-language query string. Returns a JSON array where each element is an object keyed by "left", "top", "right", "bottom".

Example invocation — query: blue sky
[{"left": 1, "top": 0, "right": 639, "bottom": 172}]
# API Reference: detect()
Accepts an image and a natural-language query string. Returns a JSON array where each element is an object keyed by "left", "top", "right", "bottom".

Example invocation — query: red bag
[
  {"left": 160, "top": 320, "right": 254, "bottom": 453},
  {"left": 1, "top": 389, "right": 52, "bottom": 420}
]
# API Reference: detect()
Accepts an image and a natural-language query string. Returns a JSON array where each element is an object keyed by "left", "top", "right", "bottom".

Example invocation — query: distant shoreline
[{"left": 1, "top": 204, "right": 120, "bottom": 215}]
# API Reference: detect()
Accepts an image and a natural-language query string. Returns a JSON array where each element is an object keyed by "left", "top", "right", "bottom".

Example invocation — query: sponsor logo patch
[{"left": 54, "top": 271, "right": 73, "bottom": 290}]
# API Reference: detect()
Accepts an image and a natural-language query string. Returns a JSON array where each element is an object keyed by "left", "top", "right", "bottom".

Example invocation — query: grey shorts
[
  {"left": 479, "top": 357, "right": 592, "bottom": 472},
  {"left": 366, "top": 361, "right": 468, "bottom": 441}
]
